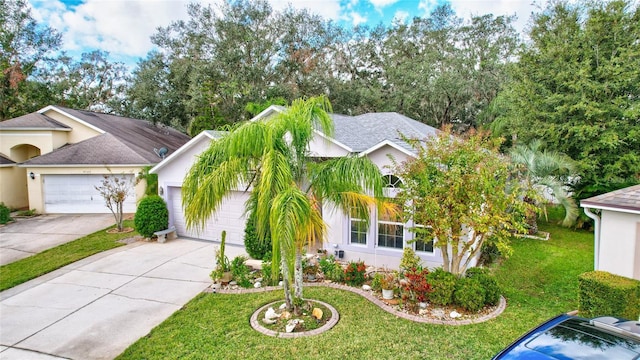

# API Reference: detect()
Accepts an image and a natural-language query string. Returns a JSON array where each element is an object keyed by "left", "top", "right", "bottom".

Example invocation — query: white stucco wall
[
  {"left": 599, "top": 210, "right": 640, "bottom": 280},
  {"left": 308, "top": 133, "right": 350, "bottom": 158}
]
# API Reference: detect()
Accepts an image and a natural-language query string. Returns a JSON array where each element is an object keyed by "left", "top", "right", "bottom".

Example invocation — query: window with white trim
[
  {"left": 383, "top": 174, "right": 403, "bottom": 188},
  {"left": 377, "top": 200, "right": 404, "bottom": 249},
  {"left": 350, "top": 218, "right": 368, "bottom": 245}
]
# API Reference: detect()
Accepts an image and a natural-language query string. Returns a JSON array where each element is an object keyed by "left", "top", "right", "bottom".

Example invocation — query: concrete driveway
[
  {"left": 0, "top": 238, "right": 247, "bottom": 360},
  {"left": 0, "top": 214, "right": 115, "bottom": 266}
]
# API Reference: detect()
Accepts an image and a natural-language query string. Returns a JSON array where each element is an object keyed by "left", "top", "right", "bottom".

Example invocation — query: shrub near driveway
[
  {"left": 0, "top": 220, "right": 136, "bottom": 291},
  {"left": 118, "top": 215, "right": 594, "bottom": 360}
]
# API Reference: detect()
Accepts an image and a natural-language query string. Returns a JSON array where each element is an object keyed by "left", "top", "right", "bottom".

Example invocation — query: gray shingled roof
[
  {"left": 0, "top": 154, "right": 15, "bottom": 166},
  {"left": 330, "top": 112, "right": 438, "bottom": 153},
  {"left": 581, "top": 184, "right": 640, "bottom": 213},
  {"left": 23, "top": 133, "right": 150, "bottom": 165},
  {"left": 54, "top": 107, "right": 190, "bottom": 163},
  {"left": 0, "top": 113, "right": 70, "bottom": 130},
  {"left": 6, "top": 106, "right": 191, "bottom": 166}
]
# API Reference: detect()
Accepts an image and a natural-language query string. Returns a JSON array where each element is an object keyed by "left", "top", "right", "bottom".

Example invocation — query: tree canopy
[
  {"left": 396, "top": 129, "right": 536, "bottom": 275},
  {"left": 490, "top": 0, "right": 640, "bottom": 197}
]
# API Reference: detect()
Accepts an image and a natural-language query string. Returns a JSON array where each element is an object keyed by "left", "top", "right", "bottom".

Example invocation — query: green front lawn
[
  {"left": 118, "top": 215, "right": 594, "bottom": 360},
  {"left": 0, "top": 220, "right": 136, "bottom": 292}
]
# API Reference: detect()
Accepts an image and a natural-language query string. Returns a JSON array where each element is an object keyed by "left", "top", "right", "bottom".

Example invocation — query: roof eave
[
  {"left": 18, "top": 163, "right": 153, "bottom": 168},
  {"left": 580, "top": 202, "right": 640, "bottom": 215},
  {"left": 0, "top": 127, "right": 71, "bottom": 131},
  {"left": 150, "top": 131, "right": 218, "bottom": 174},
  {"left": 38, "top": 106, "right": 106, "bottom": 134},
  {"left": 358, "top": 139, "right": 416, "bottom": 158}
]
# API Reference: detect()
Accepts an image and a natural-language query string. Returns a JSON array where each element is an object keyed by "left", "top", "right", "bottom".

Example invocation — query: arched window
[{"left": 383, "top": 174, "right": 403, "bottom": 188}]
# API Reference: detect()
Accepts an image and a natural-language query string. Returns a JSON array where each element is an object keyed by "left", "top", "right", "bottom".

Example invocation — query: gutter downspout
[{"left": 583, "top": 207, "right": 601, "bottom": 270}]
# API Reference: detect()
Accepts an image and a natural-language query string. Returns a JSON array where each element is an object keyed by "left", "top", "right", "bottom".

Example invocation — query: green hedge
[
  {"left": 578, "top": 271, "right": 640, "bottom": 320},
  {"left": 134, "top": 195, "right": 169, "bottom": 238}
]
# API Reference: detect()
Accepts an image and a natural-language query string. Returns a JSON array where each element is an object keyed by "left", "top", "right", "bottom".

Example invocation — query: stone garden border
[
  {"left": 207, "top": 281, "right": 506, "bottom": 327},
  {"left": 249, "top": 299, "right": 339, "bottom": 338}
]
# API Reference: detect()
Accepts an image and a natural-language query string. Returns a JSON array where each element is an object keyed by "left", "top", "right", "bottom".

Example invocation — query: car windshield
[{"left": 525, "top": 320, "right": 640, "bottom": 360}]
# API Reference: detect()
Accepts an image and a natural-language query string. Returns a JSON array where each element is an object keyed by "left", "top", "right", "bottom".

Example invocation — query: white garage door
[
  {"left": 43, "top": 174, "right": 136, "bottom": 214},
  {"left": 168, "top": 186, "right": 249, "bottom": 246}
]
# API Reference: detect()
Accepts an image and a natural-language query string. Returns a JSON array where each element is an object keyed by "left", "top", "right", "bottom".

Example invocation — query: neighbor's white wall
[
  {"left": 155, "top": 138, "right": 212, "bottom": 192},
  {"left": 599, "top": 210, "right": 640, "bottom": 280}
]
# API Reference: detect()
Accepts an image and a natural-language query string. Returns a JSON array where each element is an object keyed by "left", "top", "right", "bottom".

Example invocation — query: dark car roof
[{"left": 493, "top": 314, "right": 640, "bottom": 360}]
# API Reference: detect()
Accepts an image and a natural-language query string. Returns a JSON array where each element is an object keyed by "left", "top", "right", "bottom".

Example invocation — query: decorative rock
[
  {"left": 431, "top": 309, "right": 446, "bottom": 318},
  {"left": 419, "top": 309, "right": 428, "bottom": 315},
  {"left": 280, "top": 311, "right": 291, "bottom": 319},
  {"left": 450, "top": 311, "right": 462, "bottom": 319},
  {"left": 362, "top": 284, "right": 372, "bottom": 291},
  {"left": 278, "top": 281, "right": 284, "bottom": 286},
  {"left": 255, "top": 277, "right": 263, "bottom": 283},
  {"left": 254, "top": 282, "right": 261, "bottom": 288},
  {"left": 265, "top": 307, "right": 279, "bottom": 321},
  {"left": 262, "top": 318, "right": 277, "bottom": 325},
  {"left": 285, "top": 319, "right": 299, "bottom": 333},
  {"left": 312, "top": 307, "right": 323, "bottom": 320},
  {"left": 419, "top": 302, "right": 428, "bottom": 309},
  {"left": 279, "top": 303, "right": 287, "bottom": 310},
  {"left": 229, "top": 281, "right": 237, "bottom": 286}
]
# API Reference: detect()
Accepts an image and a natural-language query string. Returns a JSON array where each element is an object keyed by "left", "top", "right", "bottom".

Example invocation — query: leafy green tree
[
  {"left": 510, "top": 140, "right": 578, "bottom": 230},
  {"left": 0, "top": 0, "right": 61, "bottom": 119},
  {"left": 378, "top": 5, "right": 520, "bottom": 130},
  {"left": 490, "top": 0, "right": 640, "bottom": 196},
  {"left": 47, "top": 50, "right": 128, "bottom": 112},
  {"left": 181, "top": 96, "right": 388, "bottom": 311},
  {"left": 396, "top": 128, "right": 536, "bottom": 275}
]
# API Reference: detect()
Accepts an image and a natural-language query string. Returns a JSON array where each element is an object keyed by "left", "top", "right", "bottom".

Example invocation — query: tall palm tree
[
  {"left": 509, "top": 140, "right": 578, "bottom": 231},
  {"left": 181, "top": 96, "right": 389, "bottom": 311}
]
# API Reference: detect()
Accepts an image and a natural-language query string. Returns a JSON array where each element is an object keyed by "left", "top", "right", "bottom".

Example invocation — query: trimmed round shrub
[
  {"left": 243, "top": 210, "right": 272, "bottom": 260},
  {"left": 454, "top": 277, "right": 486, "bottom": 312},
  {"left": 0, "top": 203, "right": 11, "bottom": 224},
  {"left": 426, "top": 268, "right": 457, "bottom": 306},
  {"left": 134, "top": 195, "right": 169, "bottom": 238},
  {"left": 466, "top": 268, "right": 501, "bottom": 306}
]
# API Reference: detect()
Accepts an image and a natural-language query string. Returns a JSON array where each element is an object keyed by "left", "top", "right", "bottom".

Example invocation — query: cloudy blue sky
[{"left": 28, "top": 0, "right": 540, "bottom": 69}]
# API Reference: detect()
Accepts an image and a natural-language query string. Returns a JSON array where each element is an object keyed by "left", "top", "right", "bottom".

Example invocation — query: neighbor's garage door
[
  {"left": 168, "top": 186, "right": 248, "bottom": 245},
  {"left": 43, "top": 174, "right": 136, "bottom": 213}
]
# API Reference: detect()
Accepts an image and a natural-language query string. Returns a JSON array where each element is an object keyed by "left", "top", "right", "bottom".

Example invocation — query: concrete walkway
[
  {"left": 0, "top": 214, "right": 114, "bottom": 266},
  {"left": 0, "top": 238, "right": 246, "bottom": 360}
]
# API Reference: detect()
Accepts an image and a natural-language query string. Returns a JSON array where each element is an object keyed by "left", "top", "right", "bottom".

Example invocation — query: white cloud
[
  {"left": 448, "top": 1, "right": 538, "bottom": 34},
  {"left": 270, "top": 0, "right": 342, "bottom": 20},
  {"left": 392, "top": 10, "right": 410, "bottom": 24},
  {"left": 418, "top": 0, "right": 440, "bottom": 14},
  {"left": 369, "top": 0, "right": 399, "bottom": 9},
  {"left": 30, "top": 0, "right": 207, "bottom": 58},
  {"left": 350, "top": 11, "right": 368, "bottom": 26}
]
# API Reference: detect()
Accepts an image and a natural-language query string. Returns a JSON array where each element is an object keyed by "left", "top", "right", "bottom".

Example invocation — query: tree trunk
[
  {"left": 280, "top": 247, "right": 293, "bottom": 310},
  {"left": 294, "top": 250, "right": 303, "bottom": 299}
]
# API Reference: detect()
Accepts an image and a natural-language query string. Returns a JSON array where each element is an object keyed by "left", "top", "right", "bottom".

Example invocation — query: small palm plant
[{"left": 510, "top": 140, "right": 578, "bottom": 231}]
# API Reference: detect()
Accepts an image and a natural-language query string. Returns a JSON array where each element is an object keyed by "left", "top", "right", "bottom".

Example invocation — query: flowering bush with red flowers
[{"left": 344, "top": 260, "right": 367, "bottom": 286}]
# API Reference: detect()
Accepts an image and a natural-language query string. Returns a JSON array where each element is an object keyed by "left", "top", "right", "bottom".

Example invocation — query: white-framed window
[
  {"left": 377, "top": 198, "right": 404, "bottom": 249},
  {"left": 378, "top": 221, "right": 404, "bottom": 248},
  {"left": 350, "top": 218, "right": 368, "bottom": 245},
  {"left": 413, "top": 225, "right": 435, "bottom": 253}
]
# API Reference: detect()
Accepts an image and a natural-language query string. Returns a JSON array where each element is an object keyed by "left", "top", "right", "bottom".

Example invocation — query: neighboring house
[
  {"left": 0, "top": 106, "right": 190, "bottom": 213},
  {"left": 151, "top": 106, "right": 442, "bottom": 269},
  {"left": 581, "top": 185, "right": 640, "bottom": 280}
]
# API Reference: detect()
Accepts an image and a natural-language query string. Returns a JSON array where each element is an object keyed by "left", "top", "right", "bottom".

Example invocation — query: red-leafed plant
[{"left": 401, "top": 267, "right": 432, "bottom": 303}]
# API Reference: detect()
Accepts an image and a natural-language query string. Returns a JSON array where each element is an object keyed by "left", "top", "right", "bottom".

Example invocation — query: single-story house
[
  {"left": 151, "top": 106, "right": 443, "bottom": 269},
  {"left": 581, "top": 184, "right": 640, "bottom": 280},
  {"left": 0, "top": 106, "right": 190, "bottom": 213}
]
